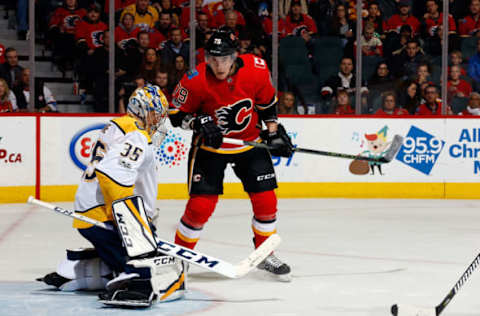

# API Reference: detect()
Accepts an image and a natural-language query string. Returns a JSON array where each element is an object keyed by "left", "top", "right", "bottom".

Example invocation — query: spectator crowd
[{"left": 0, "top": 0, "right": 480, "bottom": 116}]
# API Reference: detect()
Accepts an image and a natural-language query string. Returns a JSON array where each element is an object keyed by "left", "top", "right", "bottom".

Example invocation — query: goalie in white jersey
[{"left": 38, "top": 86, "right": 187, "bottom": 307}]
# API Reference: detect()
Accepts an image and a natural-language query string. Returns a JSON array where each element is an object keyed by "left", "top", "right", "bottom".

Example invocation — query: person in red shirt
[
  {"left": 416, "top": 84, "right": 453, "bottom": 115},
  {"left": 459, "top": 0, "right": 480, "bottom": 36},
  {"left": 0, "top": 78, "right": 13, "bottom": 112},
  {"left": 0, "top": 43, "right": 5, "bottom": 64},
  {"left": 168, "top": 28, "right": 293, "bottom": 281},
  {"left": 374, "top": 91, "right": 408, "bottom": 115},
  {"left": 386, "top": 0, "right": 420, "bottom": 35},
  {"left": 179, "top": 0, "right": 215, "bottom": 30},
  {"left": 333, "top": 90, "right": 355, "bottom": 114},
  {"left": 212, "top": 0, "right": 246, "bottom": 28},
  {"left": 449, "top": 50, "right": 467, "bottom": 76},
  {"left": 115, "top": 12, "right": 140, "bottom": 50},
  {"left": 448, "top": 65, "right": 472, "bottom": 100},
  {"left": 459, "top": 92, "right": 480, "bottom": 115},
  {"left": 422, "top": 0, "right": 456, "bottom": 37},
  {"left": 48, "top": 0, "right": 87, "bottom": 70},
  {"left": 262, "top": 14, "right": 287, "bottom": 39},
  {"left": 285, "top": 1, "right": 317, "bottom": 36},
  {"left": 363, "top": 1, "right": 387, "bottom": 37}
]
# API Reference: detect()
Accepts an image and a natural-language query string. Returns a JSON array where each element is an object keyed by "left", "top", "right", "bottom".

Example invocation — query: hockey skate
[{"left": 257, "top": 253, "right": 291, "bottom": 282}]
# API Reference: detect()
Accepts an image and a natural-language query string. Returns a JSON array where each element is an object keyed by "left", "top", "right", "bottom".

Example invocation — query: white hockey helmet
[{"left": 127, "top": 85, "right": 169, "bottom": 145}]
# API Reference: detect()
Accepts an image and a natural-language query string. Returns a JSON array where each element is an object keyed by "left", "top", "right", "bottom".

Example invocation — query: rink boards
[{"left": 1, "top": 114, "right": 479, "bottom": 202}]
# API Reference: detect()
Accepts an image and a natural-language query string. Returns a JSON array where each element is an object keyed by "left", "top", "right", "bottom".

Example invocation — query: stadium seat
[
  {"left": 279, "top": 36, "right": 310, "bottom": 66},
  {"left": 461, "top": 37, "right": 478, "bottom": 62},
  {"left": 450, "top": 96, "right": 469, "bottom": 114},
  {"left": 313, "top": 36, "right": 344, "bottom": 76},
  {"left": 362, "top": 56, "right": 382, "bottom": 82}
]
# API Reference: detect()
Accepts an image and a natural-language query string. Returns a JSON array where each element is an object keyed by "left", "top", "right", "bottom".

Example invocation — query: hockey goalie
[{"left": 37, "top": 85, "right": 187, "bottom": 307}]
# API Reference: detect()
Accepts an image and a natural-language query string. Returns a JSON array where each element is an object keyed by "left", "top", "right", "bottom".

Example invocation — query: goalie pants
[
  {"left": 175, "top": 146, "right": 279, "bottom": 249},
  {"left": 79, "top": 221, "right": 128, "bottom": 273}
]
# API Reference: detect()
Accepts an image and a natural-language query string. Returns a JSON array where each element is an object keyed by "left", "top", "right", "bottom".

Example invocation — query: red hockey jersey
[
  {"left": 171, "top": 54, "right": 277, "bottom": 154},
  {"left": 75, "top": 19, "right": 108, "bottom": 50},
  {"left": 115, "top": 25, "right": 139, "bottom": 49},
  {"left": 49, "top": 7, "right": 87, "bottom": 34}
]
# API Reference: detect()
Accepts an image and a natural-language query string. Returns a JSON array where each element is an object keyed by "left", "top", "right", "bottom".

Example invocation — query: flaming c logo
[{"left": 215, "top": 99, "right": 252, "bottom": 135}]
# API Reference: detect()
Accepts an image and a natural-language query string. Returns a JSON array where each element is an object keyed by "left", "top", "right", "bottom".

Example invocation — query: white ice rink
[{"left": 1, "top": 198, "right": 480, "bottom": 316}]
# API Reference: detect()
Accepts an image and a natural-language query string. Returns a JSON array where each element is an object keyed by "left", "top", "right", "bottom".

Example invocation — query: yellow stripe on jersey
[
  {"left": 96, "top": 169, "right": 134, "bottom": 221},
  {"left": 160, "top": 273, "right": 185, "bottom": 301},
  {"left": 200, "top": 144, "right": 255, "bottom": 154},
  {"left": 73, "top": 204, "right": 108, "bottom": 229},
  {"left": 124, "top": 198, "right": 152, "bottom": 235},
  {"left": 252, "top": 225, "right": 277, "bottom": 237},
  {"left": 111, "top": 115, "right": 152, "bottom": 144},
  {"left": 175, "top": 229, "right": 200, "bottom": 243}
]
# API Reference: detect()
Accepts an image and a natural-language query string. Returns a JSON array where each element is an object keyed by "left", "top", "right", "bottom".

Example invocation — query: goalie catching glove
[
  {"left": 260, "top": 124, "right": 294, "bottom": 157},
  {"left": 193, "top": 115, "right": 223, "bottom": 149}
]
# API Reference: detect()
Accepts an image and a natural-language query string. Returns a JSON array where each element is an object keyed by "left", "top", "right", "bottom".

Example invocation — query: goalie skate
[{"left": 257, "top": 253, "right": 291, "bottom": 282}]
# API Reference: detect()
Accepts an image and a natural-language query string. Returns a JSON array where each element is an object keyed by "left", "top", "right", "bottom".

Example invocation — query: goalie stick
[
  {"left": 391, "top": 253, "right": 480, "bottom": 316},
  {"left": 223, "top": 134, "right": 404, "bottom": 163},
  {"left": 27, "top": 196, "right": 281, "bottom": 279}
]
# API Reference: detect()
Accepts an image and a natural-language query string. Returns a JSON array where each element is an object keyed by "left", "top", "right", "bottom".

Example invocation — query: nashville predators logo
[
  {"left": 215, "top": 99, "right": 253, "bottom": 135},
  {"left": 92, "top": 30, "right": 105, "bottom": 47}
]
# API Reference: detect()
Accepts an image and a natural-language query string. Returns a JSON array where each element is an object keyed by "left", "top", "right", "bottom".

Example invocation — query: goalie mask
[{"left": 127, "top": 85, "right": 169, "bottom": 146}]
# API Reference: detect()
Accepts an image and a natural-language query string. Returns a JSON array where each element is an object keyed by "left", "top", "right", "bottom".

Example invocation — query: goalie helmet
[{"left": 127, "top": 85, "right": 169, "bottom": 146}]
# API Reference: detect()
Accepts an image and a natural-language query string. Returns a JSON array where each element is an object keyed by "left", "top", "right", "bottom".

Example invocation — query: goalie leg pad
[
  {"left": 112, "top": 195, "right": 157, "bottom": 258},
  {"left": 99, "top": 255, "right": 187, "bottom": 307},
  {"left": 40, "top": 248, "right": 112, "bottom": 291}
]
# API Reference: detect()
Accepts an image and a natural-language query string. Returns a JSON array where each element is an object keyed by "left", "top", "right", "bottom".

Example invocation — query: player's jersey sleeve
[
  {"left": 251, "top": 56, "right": 277, "bottom": 110},
  {"left": 171, "top": 71, "right": 203, "bottom": 114}
]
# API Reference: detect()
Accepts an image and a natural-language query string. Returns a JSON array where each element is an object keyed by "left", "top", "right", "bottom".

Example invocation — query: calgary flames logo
[
  {"left": 92, "top": 30, "right": 104, "bottom": 47},
  {"left": 64, "top": 15, "right": 81, "bottom": 28},
  {"left": 215, "top": 99, "right": 252, "bottom": 135}
]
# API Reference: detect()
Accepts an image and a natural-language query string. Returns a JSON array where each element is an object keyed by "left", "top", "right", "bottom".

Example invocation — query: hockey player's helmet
[
  {"left": 205, "top": 28, "right": 237, "bottom": 57},
  {"left": 127, "top": 85, "right": 168, "bottom": 135}
]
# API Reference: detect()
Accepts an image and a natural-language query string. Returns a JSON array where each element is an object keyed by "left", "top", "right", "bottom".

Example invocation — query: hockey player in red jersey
[{"left": 168, "top": 28, "right": 293, "bottom": 281}]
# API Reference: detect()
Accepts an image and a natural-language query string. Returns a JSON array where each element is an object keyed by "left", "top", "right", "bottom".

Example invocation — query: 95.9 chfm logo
[{"left": 395, "top": 125, "right": 445, "bottom": 175}]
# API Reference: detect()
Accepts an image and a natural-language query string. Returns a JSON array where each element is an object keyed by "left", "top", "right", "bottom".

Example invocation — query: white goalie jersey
[{"left": 73, "top": 115, "right": 158, "bottom": 229}]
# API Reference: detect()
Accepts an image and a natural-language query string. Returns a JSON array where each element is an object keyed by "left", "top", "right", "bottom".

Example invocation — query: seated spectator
[
  {"left": 310, "top": 0, "right": 342, "bottom": 35},
  {"left": 153, "top": 69, "right": 172, "bottom": 101},
  {"left": 468, "top": 38, "right": 480, "bottom": 91},
  {"left": 321, "top": 57, "right": 368, "bottom": 101},
  {"left": 155, "top": 12, "right": 175, "bottom": 42},
  {"left": 140, "top": 48, "right": 160, "bottom": 84},
  {"left": 160, "top": 28, "right": 190, "bottom": 66},
  {"left": 196, "top": 30, "right": 213, "bottom": 64},
  {"left": 118, "top": 74, "right": 146, "bottom": 113},
  {"left": 327, "top": 4, "right": 354, "bottom": 47},
  {"left": 354, "top": 22, "right": 383, "bottom": 57},
  {"left": 115, "top": 12, "right": 140, "bottom": 50},
  {"left": 179, "top": 0, "right": 214, "bottom": 31},
  {"left": 397, "top": 79, "right": 421, "bottom": 114},
  {"left": 374, "top": 91, "right": 408, "bottom": 115},
  {"left": 238, "top": 31, "right": 265, "bottom": 58},
  {"left": 415, "top": 84, "right": 453, "bottom": 115},
  {"left": 415, "top": 62, "right": 432, "bottom": 85},
  {"left": 104, "top": 0, "right": 136, "bottom": 16},
  {"left": 222, "top": 11, "right": 245, "bottom": 37},
  {"left": 390, "top": 40, "right": 427, "bottom": 80},
  {"left": 279, "top": 0, "right": 308, "bottom": 19},
  {"left": 368, "top": 61, "right": 394, "bottom": 94},
  {"left": 48, "top": 0, "right": 86, "bottom": 70},
  {"left": 171, "top": 54, "right": 188, "bottom": 86},
  {"left": 212, "top": 0, "right": 246, "bottom": 28},
  {"left": 0, "top": 47, "right": 23, "bottom": 89},
  {"left": 386, "top": 0, "right": 420, "bottom": 35},
  {"left": 13, "top": 69, "right": 57, "bottom": 112},
  {"left": 285, "top": 1, "right": 317, "bottom": 37},
  {"left": 363, "top": 1, "right": 386, "bottom": 38},
  {"left": 0, "top": 78, "right": 13, "bottom": 112},
  {"left": 332, "top": 90, "right": 355, "bottom": 114},
  {"left": 459, "top": 92, "right": 480, "bottom": 115},
  {"left": 262, "top": 11, "right": 287, "bottom": 39},
  {"left": 152, "top": 0, "right": 181, "bottom": 17},
  {"left": 194, "top": 11, "right": 212, "bottom": 48},
  {"left": 448, "top": 65, "right": 472, "bottom": 101},
  {"left": 124, "top": 30, "right": 153, "bottom": 77},
  {"left": 458, "top": 0, "right": 480, "bottom": 36},
  {"left": 278, "top": 91, "right": 298, "bottom": 114},
  {"left": 383, "top": 24, "right": 414, "bottom": 59},
  {"left": 449, "top": 50, "right": 467, "bottom": 76},
  {"left": 422, "top": 0, "right": 456, "bottom": 37},
  {"left": 120, "top": 0, "right": 159, "bottom": 31}
]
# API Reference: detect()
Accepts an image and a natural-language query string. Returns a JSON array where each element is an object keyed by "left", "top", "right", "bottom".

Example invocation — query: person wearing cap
[
  {"left": 168, "top": 28, "right": 293, "bottom": 281},
  {"left": 120, "top": 0, "right": 159, "bottom": 31},
  {"left": 285, "top": 0, "right": 317, "bottom": 37},
  {"left": 385, "top": 0, "right": 420, "bottom": 35}
]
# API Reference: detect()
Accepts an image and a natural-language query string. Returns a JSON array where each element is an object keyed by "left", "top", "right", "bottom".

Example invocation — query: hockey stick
[
  {"left": 27, "top": 196, "right": 281, "bottom": 279},
  {"left": 223, "top": 134, "right": 404, "bottom": 163},
  {"left": 391, "top": 253, "right": 480, "bottom": 316}
]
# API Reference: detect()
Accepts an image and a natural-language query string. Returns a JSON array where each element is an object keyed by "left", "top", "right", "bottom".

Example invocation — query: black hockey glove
[
  {"left": 193, "top": 115, "right": 223, "bottom": 149},
  {"left": 260, "top": 124, "right": 294, "bottom": 158}
]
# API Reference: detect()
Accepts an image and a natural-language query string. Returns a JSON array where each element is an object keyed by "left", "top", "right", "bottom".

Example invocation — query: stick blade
[
  {"left": 234, "top": 234, "right": 282, "bottom": 278},
  {"left": 383, "top": 135, "right": 404, "bottom": 162},
  {"left": 391, "top": 304, "right": 436, "bottom": 316}
]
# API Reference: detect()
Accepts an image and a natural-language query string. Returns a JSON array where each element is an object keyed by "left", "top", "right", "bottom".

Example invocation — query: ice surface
[{"left": 1, "top": 199, "right": 480, "bottom": 315}]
